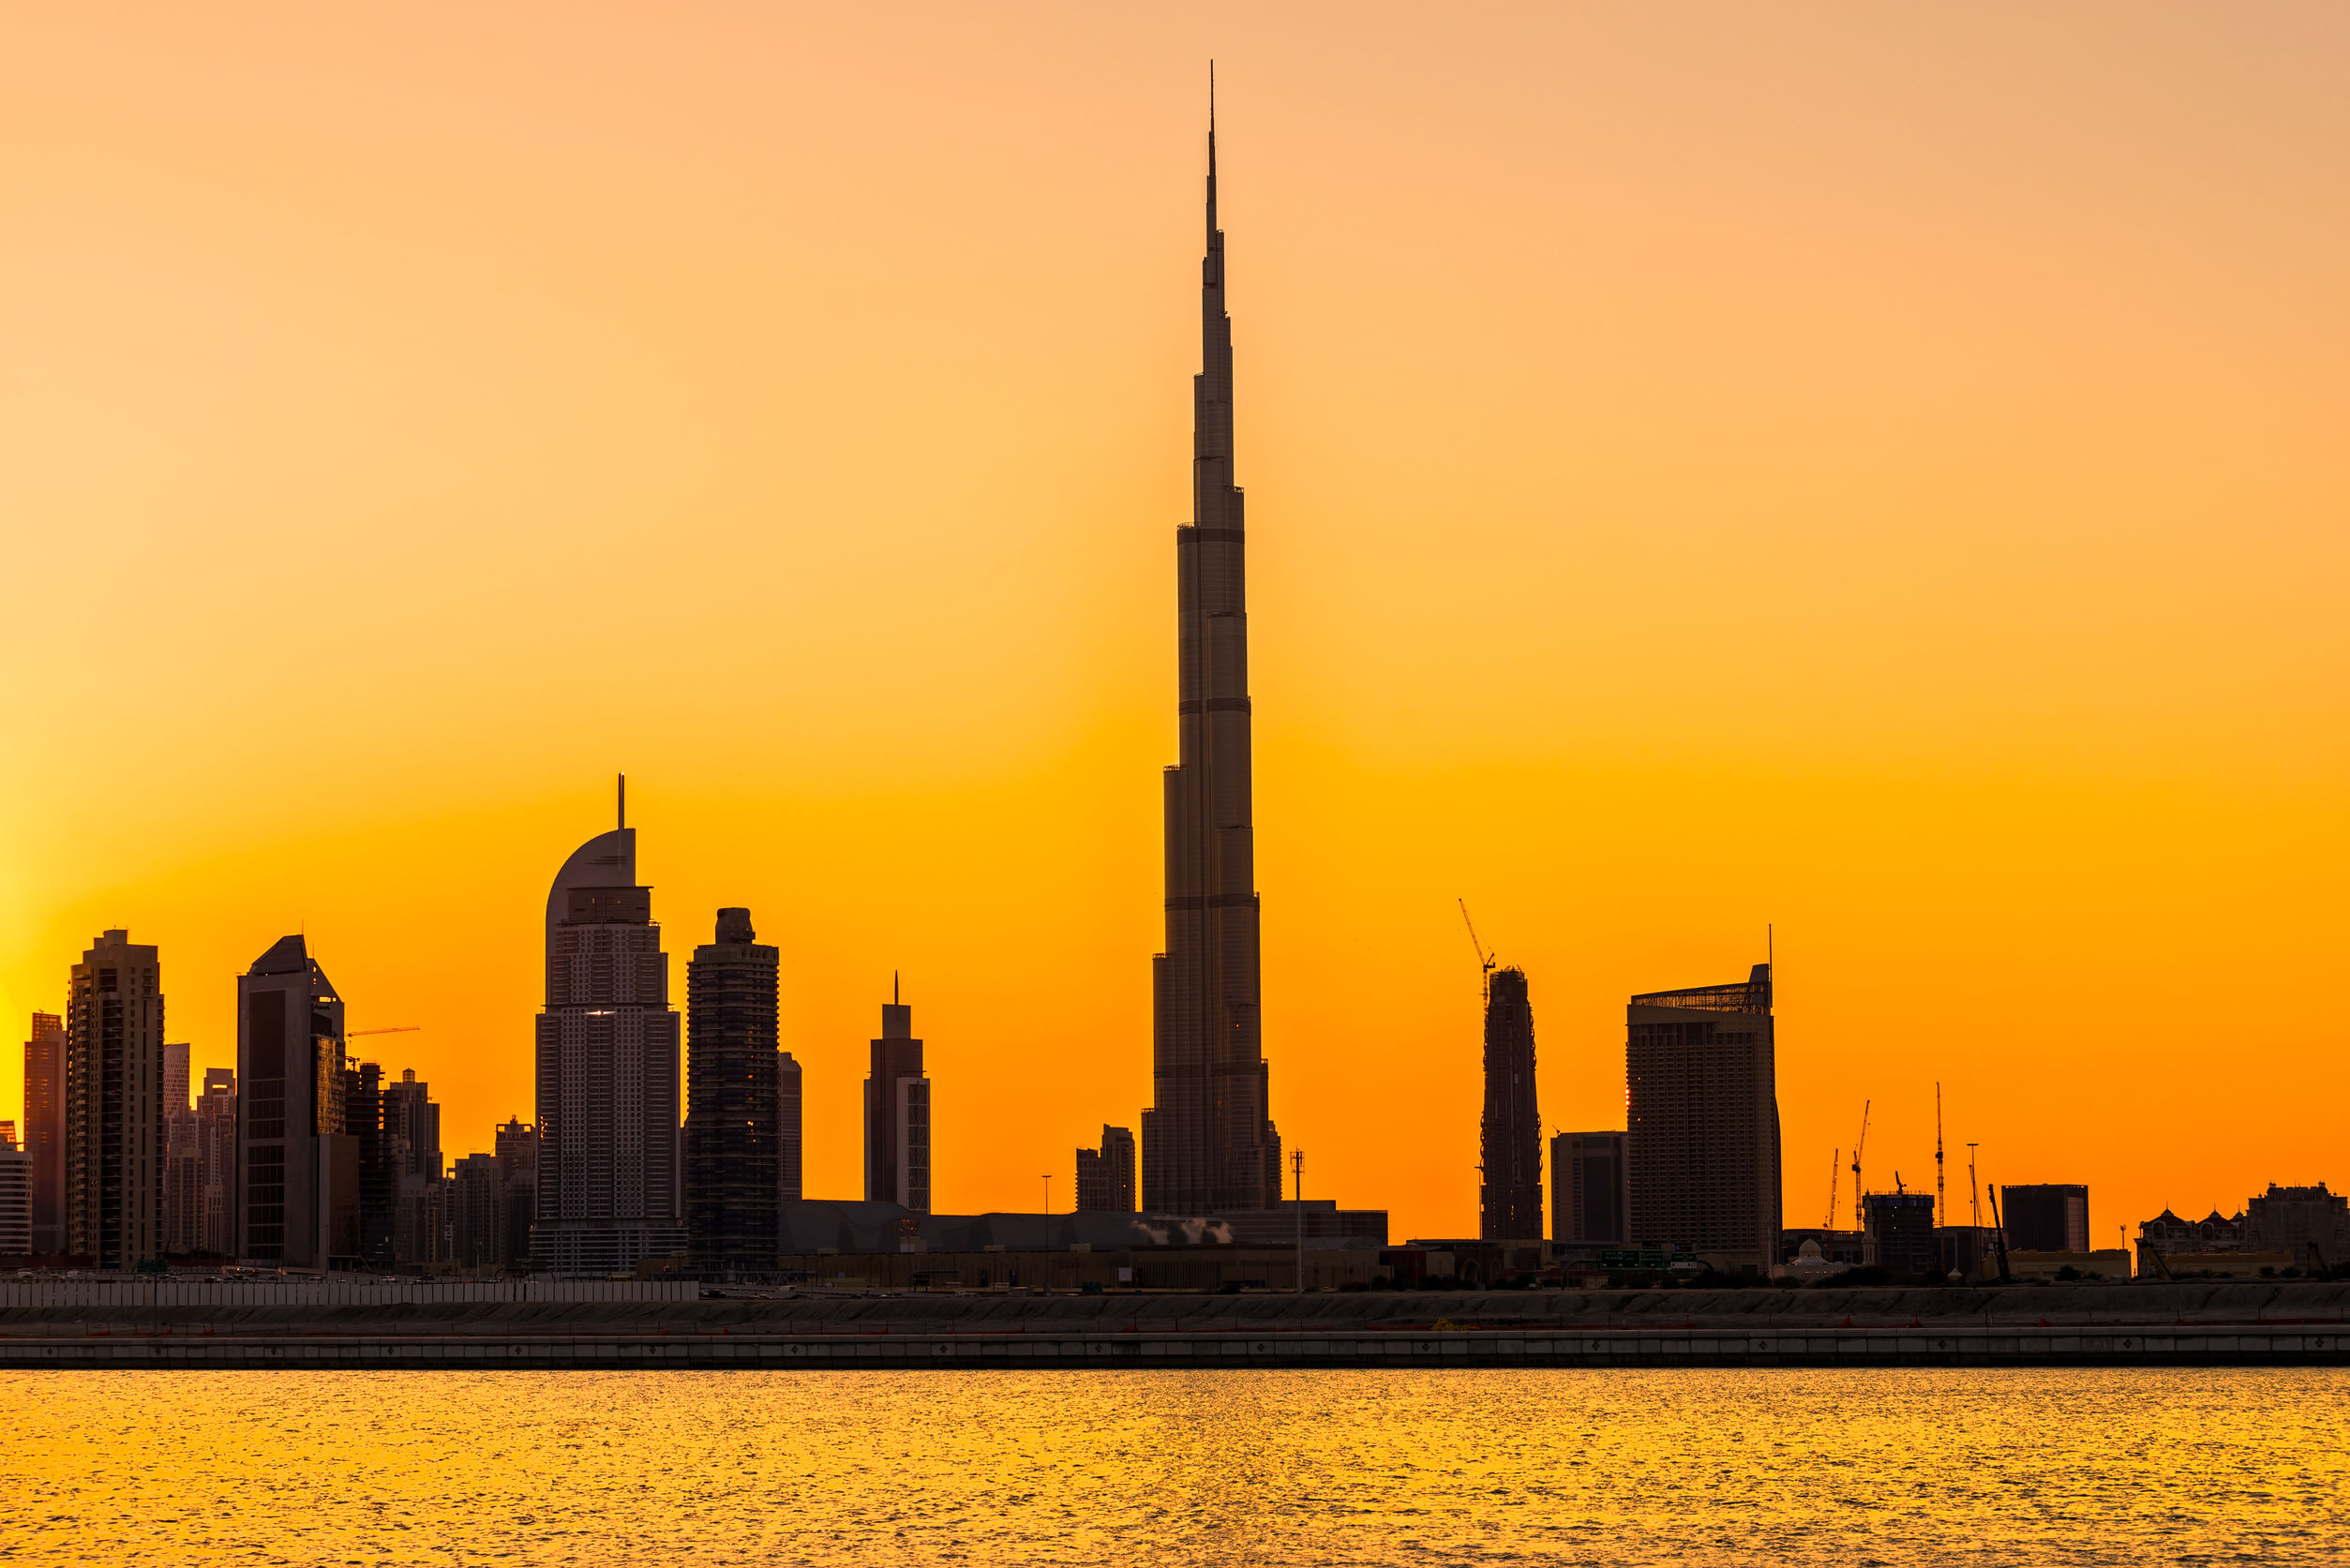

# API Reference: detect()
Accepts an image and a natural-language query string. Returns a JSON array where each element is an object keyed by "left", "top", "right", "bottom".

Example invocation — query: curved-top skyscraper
[
  {"left": 531, "top": 779, "right": 684, "bottom": 1274},
  {"left": 1142, "top": 100, "right": 1280, "bottom": 1215}
]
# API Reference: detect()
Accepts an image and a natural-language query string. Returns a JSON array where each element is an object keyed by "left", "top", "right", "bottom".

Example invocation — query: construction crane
[
  {"left": 1849, "top": 1100, "right": 1871, "bottom": 1232},
  {"left": 1458, "top": 900, "right": 1497, "bottom": 999},
  {"left": 350, "top": 1026, "right": 420, "bottom": 1037},
  {"left": 1935, "top": 1083, "right": 1947, "bottom": 1228},
  {"left": 1823, "top": 1148, "right": 1840, "bottom": 1232}
]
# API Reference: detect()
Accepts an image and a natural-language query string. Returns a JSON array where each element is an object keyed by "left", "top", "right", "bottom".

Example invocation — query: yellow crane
[
  {"left": 1824, "top": 1147, "right": 1840, "bottom": 1232},
  {"left": 350, "top": 1025, "right": 420, "bottom": 1037}
]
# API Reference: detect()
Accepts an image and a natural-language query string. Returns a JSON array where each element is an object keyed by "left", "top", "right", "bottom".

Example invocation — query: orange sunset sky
[{"left": 3, "top": 5, "right": 2344, "bottom": 1246}]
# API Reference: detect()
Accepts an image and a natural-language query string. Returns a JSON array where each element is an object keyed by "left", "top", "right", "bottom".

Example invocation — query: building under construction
[
  {"left": 1478, "top": 968, "right": 1542, "bottom": 1240},
  {"left": 1624, "top": 963, "right": 1782, "bottom": 1277}
]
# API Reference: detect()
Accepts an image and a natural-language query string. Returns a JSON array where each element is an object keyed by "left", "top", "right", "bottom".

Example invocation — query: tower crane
[
  {"left": 1935, "top": 1083, "right": 1947, "bottom": 1228},
  {"left": 1824, "top": 1148, "right": 1839, "bottom": 1232},
  {"left": 1458, "top": 900, "right": 1498, "bottom": 999},
  {"left": 1849, "top": 1100, "right": 1871, "bottom": 1232},
  {"left": 350, "top": 1026, "right": 421, "bottom": 1037}
]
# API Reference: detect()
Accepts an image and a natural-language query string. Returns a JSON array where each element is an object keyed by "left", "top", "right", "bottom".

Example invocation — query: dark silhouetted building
[
  {"left": 22, "top": 1012, "right": 64, "bottom": 1255},
  {"left": 2246, "top": 1183, "right": 2350, "bottom": 1264},
  {"left": 2001, "top": 1184, "right": 2088, "bottom": 1253},
  {"left": 1141, "top": 108, "right": 1281, "bottom": 1217},
  {"left": 160, "top": 1040, "right": 200, "bottom": 1254},
  {"left": 383, "top": 1068, "right": 445, "bottom": 1267},
  {"left": 864, "top": 988, "right": 931, "bottom": 1214},
  {"left": 236, "top": 935, "right": 354, "bottom": 1267},
  {"left": 686, "top": 907, "right": 782, "bottom": 1274},
  {"left": 1077, "top": 1126, "right": 1137, "bottom": 1213},
  {"left": 195, "top": 1068, "right": 235, "bottom": 1257},
  {"left": 1624, "top": 963, "right": 1781, "bottom": 1277},
  {"left": 343, "top": 1061, "right": 397, "bottom": 1266},
  {"left": 532, "top": 793, "right": 685, "bottom": 1275},
  {"left": 496, "top": 1117, "right": 539, "bottom": 1265},
  {"left": 1864, "top": 1189, "right": 1939, "bottom": 1280},
  {"left": 67, "top": 931, "right": 166, "bottom": 1268},
  {"left": 778, "top": 1053, "right": 802, "bottom": 1204},
  {"left": 450, "top": 1152, "right": 508, "bottom": 1269},
  {"left": 0, "top": 1130, "right": 25, "bottom": 1256},
  {"left": 1551, "top": 1130, "right": 1629, "bottom": 1245},
  {"left": 1479, "top": 968, "right": 1542, "bottom": 1239}
]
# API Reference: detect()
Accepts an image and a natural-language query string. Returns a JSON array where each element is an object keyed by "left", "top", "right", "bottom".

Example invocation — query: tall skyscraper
[
  {"left": 160, "top": 1039, "right": 196, "bottom": 1253},
  {"left": 495, "top": 1117, "right": 539, "bottom": 1265},
  {"left": 66, "top": 931, "right": 165, "bottom": 1268},
  {"left": 1550, "top": 1130, "right": 1630, "bottom": 1245},
  {"left": 163, "top": 1041, "right": 189, "bottom": 1117},
  {"left": 686, "top": 907, "right": 781, "bottom": 1273},
  {"left": 0, "top": 1132, "right": 28, "bottom": 1258},
  {"left": 236, "top": 935, "right": 355, "bottom": 1268},
  {"left": 195, "top": 1068, "right": 236, "bottom": 1257},
  {"left": 1478, "top": 967, "right": 1542, "bottom": 1239},
  {"left": 22, "top": 1012, "right": 65, "bottom": 1255},
  {"left": 1624, "top": 963, "right": 1782, "bottom": 1276},
  {"left": 449, "top": 1152, "right": 508, "bottom": 1269},
  {"left": 777, "top": 1053, "right": 802, "bottom": 1204},
  {"left": 532, "top": 786, "right": 684, "bottom": 1274},
  {"left": 383, "top": 1068, "right": 445, "bottom": 1266},
  {"left": 1142, "top": 102, "right": 1281, "bottom": 1216},
  {"left": 863, "top": 986, "right": 930, "bottom": 1214},
  {"left": 344, "top": 1060, "right": 394, "bottom": 1265},
  {"left": 1076, "top": 1126, "right": 1137, "bottom": 1213}
]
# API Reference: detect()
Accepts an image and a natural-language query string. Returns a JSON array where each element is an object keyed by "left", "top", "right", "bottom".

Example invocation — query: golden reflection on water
[{"left": 5, "top": 1368, "right": 2344, "bottom": 1565}]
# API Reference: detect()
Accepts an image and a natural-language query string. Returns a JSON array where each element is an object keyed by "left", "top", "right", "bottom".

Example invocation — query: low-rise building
[
  {"left": 1863, "top": 1192, "right": 1938, "bottom": 1281},
  {"left": 2245, "top": 1184, "right": 2350, "bottom": 1269}
]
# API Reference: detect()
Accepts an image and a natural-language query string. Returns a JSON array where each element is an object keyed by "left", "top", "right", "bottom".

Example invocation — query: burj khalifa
[{"left": 1141, "top": 99, "right": 1281, "bottom": 1215}]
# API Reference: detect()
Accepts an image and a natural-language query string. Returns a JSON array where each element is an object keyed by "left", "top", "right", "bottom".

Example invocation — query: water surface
[{"left": 6, "top": 1368, "right": 2343, "bottom": 1564}]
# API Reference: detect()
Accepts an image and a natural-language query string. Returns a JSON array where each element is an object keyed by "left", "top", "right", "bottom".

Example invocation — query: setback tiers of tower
[{"left": 1142, "top": 108, "right": 1281, "bottom": 1215}]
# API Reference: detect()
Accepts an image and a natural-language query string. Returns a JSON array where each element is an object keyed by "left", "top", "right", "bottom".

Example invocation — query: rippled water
[{"left": 6, "top": 1368, "right": 2344, "bottom": 1564}]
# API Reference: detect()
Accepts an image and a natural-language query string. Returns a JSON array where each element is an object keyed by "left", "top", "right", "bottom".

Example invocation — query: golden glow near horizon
[{"left": 3, "top": 6, "right": 2344, "bottom": 1243}]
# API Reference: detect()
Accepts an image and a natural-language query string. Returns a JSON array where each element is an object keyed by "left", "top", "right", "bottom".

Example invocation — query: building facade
[
  {"left": 382, "top": 1068, "right": 444, "bottom": 1267},
  {"left": 22, "top": 1012, "right": 65, "bottom": 1255},
  {"left": 1478, "top": 967, "right": 1542, "bottom": 1240},
  {"left": 685, "top": 907, "right": 782, "bottom": 1274},
  {"left": 864, "top": 992, "right": 931, "bottom": 1214},
  {"left": 1550, "top": 1130, "right": 1630, "bottom": 1245},
  {"left": 2245, "top": 1183, "right": 2350, "bottom": 1265},
  {"left": 532, "top": 801, "right": 685, "bottom": 1274},
  {"left": 236, "top": 935, "right": 354, "bottom": 1268},
  {"left": 2001, "top": 1184, "right": 2088, "bottom": 1253},
  {"left": 778, "top": 1053, "right": 802, "bottom": 1204},
  {"left": 1863, "top": 1190, "right": 1939, "bottom": 1280},
  {"left": 160, "top": 1040, "right": 198, "bottom": 1253},
  {"left": 0, "top": 1129, "right": 28, "bottom": 1256},
  {"left": 1624, "top": 963, "right": 1781, "bottom": 1277},
  {"left": 1077, "top": 1126, "right": 1138, "bottom": 1213},
  {"left": 450, "top": 1152, "right": 507, "bottom": 1269},
  {"left": 195, "top": 1068, "right": 236, "bottom": 1257},
  {"left": 1141, "top": 110, "right": 1281, "bottom": 1217},
  {"left": 495, "top": 1118, "right": 539, "bottom": 1266},
  {"left": 66, "top": 930, "right": 166, "bottom": 1268}
]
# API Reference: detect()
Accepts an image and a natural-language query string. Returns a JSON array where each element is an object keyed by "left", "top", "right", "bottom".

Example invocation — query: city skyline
[{"left": 3, "top": 13, "right": 2347, "bottom": 1244}]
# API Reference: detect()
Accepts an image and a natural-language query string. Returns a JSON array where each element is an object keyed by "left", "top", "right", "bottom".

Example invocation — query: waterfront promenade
[{"left": 3, "top": 1279, "right": 2343, "bottom": 1368}]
